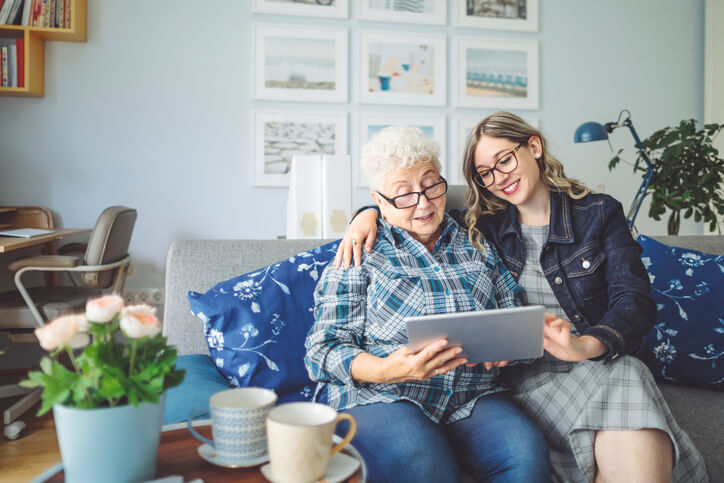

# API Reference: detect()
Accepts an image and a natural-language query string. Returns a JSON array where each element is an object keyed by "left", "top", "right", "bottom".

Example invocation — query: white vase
[{"left": 53, "top": 394, "right": 166, "bottom": 483}]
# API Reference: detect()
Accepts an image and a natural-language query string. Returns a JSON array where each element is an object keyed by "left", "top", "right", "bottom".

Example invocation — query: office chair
[{"left": 0, "top": 206, "right": 137, "bottom": 428}]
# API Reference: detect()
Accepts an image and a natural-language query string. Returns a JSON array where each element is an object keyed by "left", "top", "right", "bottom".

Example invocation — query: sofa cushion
[
  {"left": 187, "top": 240, "right": 339, "bottom": 404},
  {"left": 163, "top": 354, "right": 231, "bottom": 424},
  {"left": 638, "top": 235, "right": 724, "bottom": 389}
]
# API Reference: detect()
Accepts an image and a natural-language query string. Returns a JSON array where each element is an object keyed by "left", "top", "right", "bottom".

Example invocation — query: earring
[{"left": 535, "top": 153, "right": 541, "bottom": 159}]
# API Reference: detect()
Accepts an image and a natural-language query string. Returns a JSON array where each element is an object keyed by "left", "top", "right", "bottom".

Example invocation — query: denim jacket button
[
  {"left": 582, "top": 260, "right": 591, "bottom": 269},
  {"left": 554, "top": 276, "right": 563, "bottom": 285},
  {"left": 573, "top": 314, "right": 581, "bottom": 321}
]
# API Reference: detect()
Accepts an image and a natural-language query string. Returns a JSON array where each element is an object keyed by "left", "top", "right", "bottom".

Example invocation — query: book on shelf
[
  {"left": 7, "top": 0, "right": 22, "bottom": 24},
  {"left": 20, "top": 0, "right": 31, "bottom": 25},
  {"left": 0, "top": 38, "right": 20, "bottom": 87},
  {"left": 1, "top": 46, "right": 8, "bottom": 88},
  {"left": 0, "top": 0, "right": 14, "bottom": 24},
  {"left": 15, "top": 36, "right": 23, "bottom": 87}
]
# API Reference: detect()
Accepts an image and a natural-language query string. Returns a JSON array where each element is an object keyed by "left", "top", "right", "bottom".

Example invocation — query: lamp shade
[{"left": 574, "top": 121, "right": 609, "bottom": 143}]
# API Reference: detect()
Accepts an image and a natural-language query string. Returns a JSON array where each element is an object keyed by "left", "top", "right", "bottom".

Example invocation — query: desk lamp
[{"left": 573, "top": 109, "right": 654, "bottom": 230}]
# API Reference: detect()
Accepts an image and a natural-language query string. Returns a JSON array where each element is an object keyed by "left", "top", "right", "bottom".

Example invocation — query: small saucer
[
  {"left": 260, "top": 451, "right": 360, "bottom": 483},
  {"left": 197, "top": 444, "right": 269, "bottom": 468}
]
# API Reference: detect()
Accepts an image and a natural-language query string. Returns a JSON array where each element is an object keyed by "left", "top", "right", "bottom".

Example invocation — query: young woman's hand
[
  {"left": 543, "top": 313, "right": 607, "bottom": 361},
  {"left": 334, "top": 209, "right": 379, "bottom": 269},
  {"left": 381, "top": 339, "right": 468, "bottom": 383}
]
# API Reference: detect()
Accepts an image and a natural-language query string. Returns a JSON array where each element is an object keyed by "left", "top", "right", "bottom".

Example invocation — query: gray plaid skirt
[{"left": 502, "top": 354, "right": 708, "bottom": 483}]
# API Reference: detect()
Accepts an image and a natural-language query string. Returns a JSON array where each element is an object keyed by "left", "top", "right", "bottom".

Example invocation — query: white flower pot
[{"left": 53, "top": 394, "right": 166, "bottom": 483}]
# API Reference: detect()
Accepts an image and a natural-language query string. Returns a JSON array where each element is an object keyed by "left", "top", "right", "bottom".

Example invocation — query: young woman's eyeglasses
[
  {"left": 377, "top": 178, "right": 448, "bottom": 209},
  {"left": 473, "top": 144, "right": 522, "bottom": 188}
]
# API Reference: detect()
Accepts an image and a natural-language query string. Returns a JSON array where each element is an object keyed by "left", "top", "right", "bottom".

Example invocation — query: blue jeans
[{"left": 337, "top": 393, "right": 549, "bottom": 483}]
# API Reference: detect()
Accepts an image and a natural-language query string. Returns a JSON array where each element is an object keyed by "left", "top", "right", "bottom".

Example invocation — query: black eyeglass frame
[
  {"left": 473, "top": 143, "right": 522, "bottom": 188},
  {"left": 376, "top": 178, "right": 448, "bottom": 209}
]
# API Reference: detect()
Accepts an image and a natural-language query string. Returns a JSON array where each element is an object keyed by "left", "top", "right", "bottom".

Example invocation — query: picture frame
[
  {"left": 253, "top": 0, "right": 349, "bottom": 19},
  {"left": 359, "top": 30, "right": 446, "bottom": 106},
  {"left": 359, "top": 0, "right": 447, "bottom": 26},
  {"left": 254, "top": 111, "right": 348, "bottom": 187},
  {"left": 451, "top": 115, "right": 539, "bottom": 185},
  {"left": 355, "top": 114, "right": 446, "bottom": 187},
  {"left": 254, "top": 24, "right": 348, "bottom": 103},
  {"left": 456, "top": 0, "right": 538, "bottom": 32},
  {"left": 456, "top": 37, "right": 539, "bottom": 110}
]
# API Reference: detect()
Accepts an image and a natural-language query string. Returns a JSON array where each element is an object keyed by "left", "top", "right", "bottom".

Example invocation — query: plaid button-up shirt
[{"left": 304, "top": 214, "right": 521, "bottom": 424}]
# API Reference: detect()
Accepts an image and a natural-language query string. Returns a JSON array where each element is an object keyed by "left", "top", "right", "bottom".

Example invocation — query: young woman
[{"left": 335, "top": 113, "right": 707, "bottom": 483}]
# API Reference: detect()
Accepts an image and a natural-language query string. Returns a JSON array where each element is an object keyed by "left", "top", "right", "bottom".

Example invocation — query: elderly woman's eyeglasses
[
  {"left": 377, "top": 178, "right": 448, "bottom": 209},
  {"left": 473, "top": 144, "right": 522, "bottom": 188}
]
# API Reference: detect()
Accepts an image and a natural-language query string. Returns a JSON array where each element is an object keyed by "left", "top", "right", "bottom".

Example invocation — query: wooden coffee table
[{"left": 36, "top": 420, "right": 365, "bottom": 482}]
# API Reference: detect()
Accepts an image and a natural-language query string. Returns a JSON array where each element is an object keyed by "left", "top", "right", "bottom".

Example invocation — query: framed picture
[
  {"left": 451, "top": 115, "right": 539, "bottom": 185},
  {"left": 456, "top": 0, "right": 538, "bottom": 32},
  {"left": 254, "top": 111, "right": 348, "bottom": 187},
  {"left": 255, "top": 24, "right": 348, "bottom": 103},
  {"left": 253, "top": 0, "right": 349, "bottom": 18},
  {"left": 355, "top": 114, "right": 446, "bottom": 187},
  {"left": 456, "top": 38, "right": 539, "bottom": 110},
  {"left": 359, "top": 0, "right": 447, "bottom": 25},
  {"left": 359, "top": 30, "right": 446, "bottom": 106}
]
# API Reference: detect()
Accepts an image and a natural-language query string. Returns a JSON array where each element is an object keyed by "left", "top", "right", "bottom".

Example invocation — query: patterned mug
[
  {"left": 187, "top": 387, "right": 277, "bottom": 465},
  {"left": 266, "top": 402, "right": 357, "bottom": 482}
]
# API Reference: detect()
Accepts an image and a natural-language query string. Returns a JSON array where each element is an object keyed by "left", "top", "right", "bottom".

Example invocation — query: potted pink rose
[{"left": 22, "top": 295, "right": 185, "bottom": 483}]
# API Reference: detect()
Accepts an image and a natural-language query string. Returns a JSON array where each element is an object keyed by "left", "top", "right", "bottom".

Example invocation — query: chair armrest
[
  {"left": 8, "top": 255, "right": 80, "bottom": 272},
  {"left": 13, "top": 256, "right": 132, "bottom": 327}
]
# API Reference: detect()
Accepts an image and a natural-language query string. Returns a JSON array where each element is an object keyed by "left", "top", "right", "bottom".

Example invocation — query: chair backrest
[{"left": 82, "top": 206, "right": 137, "bottom": 289}]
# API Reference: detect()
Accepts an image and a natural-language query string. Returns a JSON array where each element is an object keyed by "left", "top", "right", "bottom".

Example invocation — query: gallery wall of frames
[{"left": 252, "top": 0, "right": 540, "bottom": 188}]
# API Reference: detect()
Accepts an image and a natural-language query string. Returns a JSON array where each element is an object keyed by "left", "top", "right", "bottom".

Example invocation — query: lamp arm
[{"left": 624, "top": 120, "right": 654, "bottom": 170}]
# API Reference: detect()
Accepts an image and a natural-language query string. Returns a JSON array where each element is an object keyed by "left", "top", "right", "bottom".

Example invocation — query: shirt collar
[
  {"left": 377, "top": 213, "right": 459, "bottom": 252},
  {"left": 498, "top": 191, "right": 574, "bottom": 244}
]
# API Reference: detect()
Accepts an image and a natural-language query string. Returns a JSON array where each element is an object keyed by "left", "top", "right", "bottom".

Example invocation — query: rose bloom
[
  {"left": 35, "top": 314, "right": 91, "bottom": 351},
  {"left": 85, "top": 294, "right": 125, "bottom": 323},
  {"left": 120, "top": 304, "right": 161, "bottom": 339}
]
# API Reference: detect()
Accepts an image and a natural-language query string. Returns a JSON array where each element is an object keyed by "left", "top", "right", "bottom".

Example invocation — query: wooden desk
[{"left": 0, "top": 229, "right": 91, "bottom": 254}]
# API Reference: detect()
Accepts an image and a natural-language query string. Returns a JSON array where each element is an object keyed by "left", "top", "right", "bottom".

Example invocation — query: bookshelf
[{"left": 0, "top": 0, "right": 86, "bottom": 97}]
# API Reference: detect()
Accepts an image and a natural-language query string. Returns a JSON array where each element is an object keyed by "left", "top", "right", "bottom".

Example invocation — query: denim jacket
[{"left": 467, "top": 191, "right": 656, "bottom": 361}]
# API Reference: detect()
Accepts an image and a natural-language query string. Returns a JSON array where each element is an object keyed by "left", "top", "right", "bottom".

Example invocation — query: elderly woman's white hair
[{"left": 361, "top": 125, "right": 442, "bottom": 192}]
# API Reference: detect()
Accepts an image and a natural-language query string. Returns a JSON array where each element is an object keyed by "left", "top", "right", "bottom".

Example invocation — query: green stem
[
  {"left": 128, "top": 340, "right": 138, "bottom": 378},
  {"left": 66, "top": 347, "right": 81, "bottom": 375}
]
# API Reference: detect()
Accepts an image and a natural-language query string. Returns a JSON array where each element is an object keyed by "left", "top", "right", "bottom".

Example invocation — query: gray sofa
[{"left": 162, "top": 236, "right": 723, "bottom": 480}]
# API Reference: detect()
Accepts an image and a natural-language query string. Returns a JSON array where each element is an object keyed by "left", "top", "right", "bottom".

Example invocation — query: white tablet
[{"left": 404, "top": 305, "right": 545, "bottom": 363}]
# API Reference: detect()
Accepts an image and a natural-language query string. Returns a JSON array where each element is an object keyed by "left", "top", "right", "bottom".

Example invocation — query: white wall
[{"left": 0, "top": 0, "right": 706, "bottom": 290}]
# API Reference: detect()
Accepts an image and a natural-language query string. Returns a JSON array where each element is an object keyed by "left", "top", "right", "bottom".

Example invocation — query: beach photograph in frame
[
  {"left": 456, "top": 38, "right": 539, "bottom": 110},
  {"left": 359, "top": 0, "right": 447, "bottom": 25},
  {"left": 451, "top": 115, "right": 539, "bottom": 185},
  {"left": 356, "top": 114, "right": 446, "bottom": 187},
  {"left": 359, "top": 30, "right": 446, "bottom": 106},
  {"left": 255, "top": 24, "right": 348, "bottom": 103},
  {"left": 255, "top": 111, "right": 348, "bottom": 187},
  {"left": 456, "top": 0, "right": 538, "bottom": 31},
  {"left": 253, "top": 0, "right": 349, "bottom": 18}
]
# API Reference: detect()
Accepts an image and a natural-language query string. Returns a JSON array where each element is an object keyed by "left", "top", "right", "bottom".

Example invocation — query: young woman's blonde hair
[{"left": 461, "top": 111, "right": 590, "bottom": 250}]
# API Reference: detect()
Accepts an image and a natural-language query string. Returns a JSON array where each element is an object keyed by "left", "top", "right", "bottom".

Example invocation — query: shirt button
[
  {"left": 434, "top": 266, "right": 440, "bottom": 272},
  {"left": 445, "top": 390, "right": 452, "bottom": 396},
  {"left": 554, "top": 276, "right": 563, "bottom": 285},
  {"left": 445, "top": 290, "right": 451, "bottom": 296}
]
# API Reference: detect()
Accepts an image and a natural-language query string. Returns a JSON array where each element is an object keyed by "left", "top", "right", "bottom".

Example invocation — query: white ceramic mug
[
  {"left": 187, "top": 387, "right": 277, "bottom": 466},
  {"left": 266, "top": 402, "right": 357, "bottom": 483}
]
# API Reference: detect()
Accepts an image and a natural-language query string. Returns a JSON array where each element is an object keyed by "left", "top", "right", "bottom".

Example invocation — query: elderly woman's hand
[
  {"left": 381, "top": 339, "right": 468, "bottom": 383},
  {"left": 334, "top": 209, "right": 379, "bottom": 270}
]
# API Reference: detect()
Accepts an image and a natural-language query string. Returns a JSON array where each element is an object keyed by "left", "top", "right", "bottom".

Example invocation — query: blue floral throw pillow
[
  {"left": 187, "top": 241, "right": 339, "bottom": 402},
  {"left": 638, "top": 235, "right": 724, "bottom": 389}
]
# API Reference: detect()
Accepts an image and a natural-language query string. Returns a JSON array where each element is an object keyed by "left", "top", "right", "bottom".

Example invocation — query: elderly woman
[{"left": 304, "top": 126, "right": 549, "bottom": 483}]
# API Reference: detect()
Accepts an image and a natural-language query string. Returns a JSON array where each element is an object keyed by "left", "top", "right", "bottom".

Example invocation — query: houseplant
[
  {"left": 21, "top": 295, "right": 185, "bottom": 483},
  {"left": 609, "top": 119, "right": 724, "bottom": 234}
]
